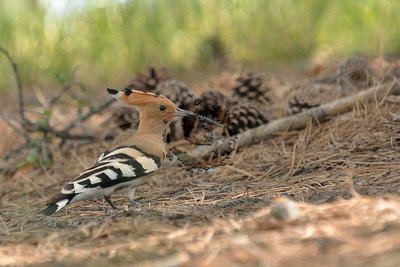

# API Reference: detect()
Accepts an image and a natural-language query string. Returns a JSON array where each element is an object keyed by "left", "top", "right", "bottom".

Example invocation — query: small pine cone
[
  {"left": 232, "top": 72, "right": 271, "bottom": 104},
  {"left": 154, "top": 80, "right": 193, "bottom": 108},
  {"left": 287, "top": 83, "right": 341, "bottom": 115},
  {"left": 102, "top": 104, "right": 140, "bottom": 141},
  {"left": 126, "top": 67, "right": 170, "bottom": 92},
  {"left": 338, "top": 56, "right": 375, "bottom": 90},
  {"left": 112, "top": 107, "right": 139, "bottom": 131},
  {"left": 226, "top": 102, "right": 270, "bottom": 135}
]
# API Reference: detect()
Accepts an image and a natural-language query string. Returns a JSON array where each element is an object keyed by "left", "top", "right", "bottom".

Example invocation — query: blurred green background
[{"left": 0, "top": 0, "right": 399, "bottom": 93}]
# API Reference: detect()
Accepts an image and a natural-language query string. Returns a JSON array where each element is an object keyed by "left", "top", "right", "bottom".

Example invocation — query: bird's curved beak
[
  {"left": 175, "top": 108, "right": 224, "bottom": 127},
  {"left": 175, "top": 108, "right": 198, "bottom": 117}
]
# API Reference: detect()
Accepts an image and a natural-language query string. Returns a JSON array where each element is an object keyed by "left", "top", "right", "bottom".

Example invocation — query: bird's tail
[{"left": 40, "top": 198, "right": 71, "bottom": 216}]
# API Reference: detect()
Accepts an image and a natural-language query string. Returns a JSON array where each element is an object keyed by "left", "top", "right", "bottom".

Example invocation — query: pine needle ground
[{"left": 1, "top": 79, "right": 400, "bottom": 266}]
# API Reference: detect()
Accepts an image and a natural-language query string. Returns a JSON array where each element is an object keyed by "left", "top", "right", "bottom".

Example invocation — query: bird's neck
[
  {"left": 135, "top": 117, "right": 168, "bottom": 143},
  {"left": 133, "top": 119, "right": 168, "bottom": 162}
]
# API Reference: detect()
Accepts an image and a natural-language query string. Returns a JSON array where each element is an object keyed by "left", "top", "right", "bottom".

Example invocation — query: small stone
[{"left": 270, "top": 197, "right": 303, "bottom": 222}]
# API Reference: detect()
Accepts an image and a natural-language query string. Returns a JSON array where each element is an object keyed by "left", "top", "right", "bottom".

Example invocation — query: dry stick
[
  {"left": 189, "top": 82, "right": 400, "bottom": 160},
  {"left": 41, "top": 125, "right": 94, "bottom": 140},
  {"left": 0, "top": 49, "right": 94, "bottom": 148},
  {"left": 0, "top": 112, "right": 25, "bottom": 137},
  {"left": 48, "top": 69, "right": 77, "bottom": 108},
  {"left": 58, "top": 98, "right": 115, "bottom": 139},
  {"left": 0, "top": 46, "right": 30, "bottom": 141}
]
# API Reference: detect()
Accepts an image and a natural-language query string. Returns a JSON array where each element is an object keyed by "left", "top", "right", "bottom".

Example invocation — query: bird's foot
[
  {"left": 104, "top": 196, "right": 122, "bottom": 210},
  {"left": 128, "top": 200, "right": 142, "bottom": 208}
]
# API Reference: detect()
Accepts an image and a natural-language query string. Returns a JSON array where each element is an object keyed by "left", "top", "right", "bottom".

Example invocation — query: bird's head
[{"left": 107, "top": 88, "right": 223, "bottom": 126}]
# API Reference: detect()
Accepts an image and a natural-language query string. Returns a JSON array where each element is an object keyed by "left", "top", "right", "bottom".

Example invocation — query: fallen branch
[{"left": 189, "top": 82, "right": 400, "bottom": 159}]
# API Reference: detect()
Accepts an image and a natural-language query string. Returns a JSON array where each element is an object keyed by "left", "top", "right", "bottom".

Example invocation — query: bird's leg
[
  {"left": 125, "top": 188, "right": 142, "bottom": 207},
  {"left": 104, "top": 196, "right": 121, "bottom": 210}
]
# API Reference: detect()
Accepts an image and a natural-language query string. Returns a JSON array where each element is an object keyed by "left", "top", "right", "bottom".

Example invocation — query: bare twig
[
  {"left": 59, "top": 98, "right": 114, "bottom": 136},
  {"left": 0, "top": 47, "right": 113, "bottom": 167},
  {"left": 0, "top": 46, "right": 30, "bottom": 140},
  {"left": 48, "top": 69, "right": 77, "bottom": 107},
  {"left": 28, "top": 122, "right": 94, "bottom": 140},
  {"left": 0, "top": 112, "right": 25, "bottom": 137},
  {"left": 54, "top": 131, "right": 94, "bottom": 141}
]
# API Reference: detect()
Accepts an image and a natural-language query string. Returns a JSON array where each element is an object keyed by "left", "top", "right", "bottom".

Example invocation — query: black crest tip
[
  {"left": 124, "top": 88, "right": 133, "bottom": 96},
  {"left": 107, "top": 88, "right": 119, "bottom": 95}
]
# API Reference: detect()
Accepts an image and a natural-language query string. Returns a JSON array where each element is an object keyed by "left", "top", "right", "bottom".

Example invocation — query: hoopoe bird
[{"left": 41, "top": 88, "right": 223, "bottom": 215}]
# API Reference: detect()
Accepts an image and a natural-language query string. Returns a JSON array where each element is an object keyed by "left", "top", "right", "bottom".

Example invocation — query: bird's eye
[{"left": 159, "top": 104, "right": 166, "bottom": 111}]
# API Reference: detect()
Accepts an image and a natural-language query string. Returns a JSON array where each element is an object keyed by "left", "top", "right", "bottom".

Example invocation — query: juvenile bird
[{"left": 41, "top": 88, "right": 222, "bottom": 215}]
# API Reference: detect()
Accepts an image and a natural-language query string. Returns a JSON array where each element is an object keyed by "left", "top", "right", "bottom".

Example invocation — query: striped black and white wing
[{"left": 41, "top": 145, "right": 162, "bottom": 215}]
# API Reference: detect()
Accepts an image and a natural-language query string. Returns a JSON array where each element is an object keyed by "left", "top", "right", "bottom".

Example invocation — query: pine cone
[
  {"left": 287, "top": 83, "right": 341, "bottom": 115},
  {"left": 180, "top": 90, "right": 271, "bottom": 139},
  {"left": 338, "top": 56, "right": 375, "bottom": 90},
  {"left": 232, "top": 72, "right": 271, "bottom": 104},
  {"left": 112, "top": 107, "right": 139, "bottom": 131},
  {"left": 181, "top": 91, "right": 230, "bottom": 139},
  {"left": 191, "top": 91, "right": 230, "bottom": 120},
  {"left": 287, "top": 57, "right": 377, "bottom": 115},
  {"left": 154, "top": 80, "right": 193, "bottom": 108},
  {"left": 126, "top": 67, "right": 170, "bottom": 91},
  {"left": 103, "top": 105, "right": 140, "bottom": 141},
  {"left": 226, "top": 102, "right": 270, "bottom": 135}
]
